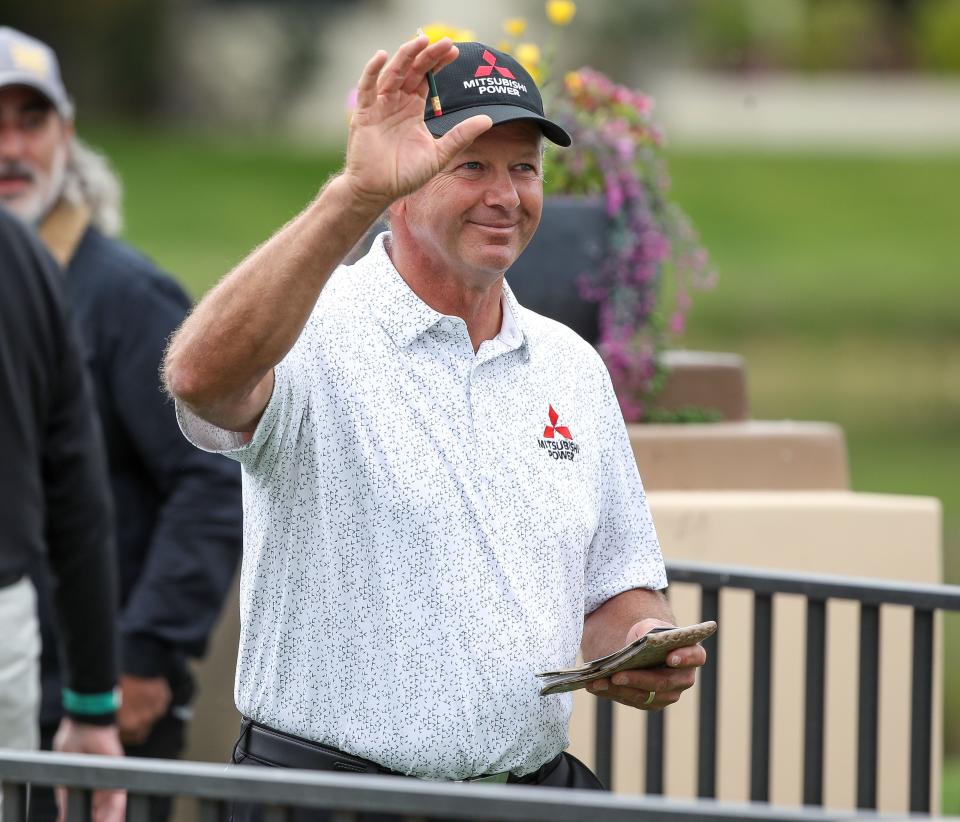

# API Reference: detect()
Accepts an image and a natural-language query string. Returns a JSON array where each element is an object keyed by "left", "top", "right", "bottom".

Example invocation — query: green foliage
[
  {"left": 643, "top": 406, "right": 724, "bottom": 424},
  {"left": 797, "top": 0, "right": 885, "bottom": 72},
  {"left": 917, "top": 0, "right": 960, "bottom": 72},
  {"left": 689, "top": 0, "right": 960, "bottom": 74},
  {"left": 691, "top": 0, "right": 755, "bottom": 69}
]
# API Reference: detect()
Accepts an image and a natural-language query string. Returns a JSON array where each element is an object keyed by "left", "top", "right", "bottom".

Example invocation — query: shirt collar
[
  {"left": 366, "top": 232, "right": 530, "bottom": 358},
  {"left": 500, "top": 279, "right": 530, "bottom": 359},
  {"left": 39, "top": 197, "right": 92, "bottom": 267},
  {"left": 367, "top": 232, "right": 446, "bottom": 349}
]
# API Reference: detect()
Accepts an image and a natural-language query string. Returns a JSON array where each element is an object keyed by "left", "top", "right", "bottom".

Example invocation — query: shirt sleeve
[
  {"left": 176, "top": 346, "right": 308, "bottom": 474},
  {"left": 103, "top": 278, "right": 243, "bottom": 676},
  {"left": 36, "top": 248, "right": 119, "bottom": 717},
  {"left": 583, "top": 367, "right": 667, "bottom": 614}
]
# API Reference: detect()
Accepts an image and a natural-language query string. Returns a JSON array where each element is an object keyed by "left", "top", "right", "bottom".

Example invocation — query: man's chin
[
  {"left": 0, "top": 193, "right": 47, "bottom": 225},
  {"left": 464, "top": 243, "right": 522, "bottom": 273}
]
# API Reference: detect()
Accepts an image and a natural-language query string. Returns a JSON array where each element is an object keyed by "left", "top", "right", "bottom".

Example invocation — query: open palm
[{"left": 344, "top": 37, "right": 492, "bottom": 208}]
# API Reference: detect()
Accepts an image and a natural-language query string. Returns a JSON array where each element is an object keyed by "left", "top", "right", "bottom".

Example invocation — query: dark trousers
[
  {"left": 29, "top": 712, "right": 185, "bottom": 822},
  {"left": 229, "top": 719, "right": 605, "bottom": 822}
]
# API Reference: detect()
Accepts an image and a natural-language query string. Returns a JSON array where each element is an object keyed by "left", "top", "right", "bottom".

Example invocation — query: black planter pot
[
  {"left": 505, "top": 196, "right": 606, "bottom": 343},
  {"left": 345, "top": 196, "right": 607, "bottom": 343}
]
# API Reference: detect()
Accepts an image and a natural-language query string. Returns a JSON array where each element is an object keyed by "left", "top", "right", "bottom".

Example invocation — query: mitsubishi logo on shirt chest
[{"left": 537, "top": 404, "right": 580, "bottom": 461}]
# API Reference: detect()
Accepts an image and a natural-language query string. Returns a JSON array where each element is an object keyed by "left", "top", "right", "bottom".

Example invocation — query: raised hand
[{"left": 343, "top": 36, "right": 492, "bottom": 209}]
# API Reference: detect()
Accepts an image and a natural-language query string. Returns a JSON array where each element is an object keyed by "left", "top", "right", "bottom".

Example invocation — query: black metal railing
[
  {"left": 590, "top": 560, "right": 960, "bottom": 814},
  {"left": 1, "top": 750, "right": 955, "bottom": 822}
]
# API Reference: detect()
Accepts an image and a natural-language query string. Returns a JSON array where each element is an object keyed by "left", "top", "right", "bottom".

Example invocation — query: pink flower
[
  {"left": 643, "top": 230, "right": 671, "bottom": 263},
  {"left": 604, "top": 182, "right": 624, "bottom": 215}
]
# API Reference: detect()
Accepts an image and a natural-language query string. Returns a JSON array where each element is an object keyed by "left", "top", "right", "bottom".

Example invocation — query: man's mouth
[
  {"left": 0, "top": 171, "right": 35, "bottom": 197},
  {"left": 469, "top": 221, "right": 517, "bottom": 233}
]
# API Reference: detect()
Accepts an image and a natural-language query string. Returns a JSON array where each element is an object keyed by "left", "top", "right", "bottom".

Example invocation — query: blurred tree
[
  {"left": 692, "top": 0, "right": 758, "bottom": 70},
  {"left": 0, "top": 0, "right": 171, "bottom": 118},
  {"left": 916, "top": 0, "right": 960, "bottom": 72},
  {"left": 0, "top": 0, "right": 356, "bottom": 122}
]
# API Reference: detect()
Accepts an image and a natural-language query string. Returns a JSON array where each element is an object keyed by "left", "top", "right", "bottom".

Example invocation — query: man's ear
[
  {"left": 62, "top": 117, "right": 76, "bottom": 141},
  {"left": 387, "top": 197, "right": 406, "bottom": 226}
]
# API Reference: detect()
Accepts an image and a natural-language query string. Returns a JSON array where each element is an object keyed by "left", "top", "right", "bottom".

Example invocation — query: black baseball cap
[{"left": 423, "top": 42, "right": 571, "bottom": 147}]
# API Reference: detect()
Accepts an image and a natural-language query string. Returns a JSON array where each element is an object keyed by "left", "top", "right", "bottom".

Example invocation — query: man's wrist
[
  {"left": 326, "top": 173, "right": 392, "bottom": 224},
  {"left": 62, "top": 687, "right": 121, "bottom": 725}
]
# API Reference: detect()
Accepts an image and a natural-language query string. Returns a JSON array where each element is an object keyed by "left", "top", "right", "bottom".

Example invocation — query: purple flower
[
  {"left": 548, "top": 65, "right": 717, "bottom": 415},
  {"left": 642, "top": 230, "right": 671, "bottom": 263}
]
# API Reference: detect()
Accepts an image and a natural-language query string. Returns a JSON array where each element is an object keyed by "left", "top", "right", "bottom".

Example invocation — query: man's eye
[
  {"left": 20, "top": 111, "right": 48, "bottom": 130},
  {"left": 461, "top": 161, "right": 482, "bottom": 171},
  {"left": 516, "top": 163, "right": 537, "bottom": 173}
]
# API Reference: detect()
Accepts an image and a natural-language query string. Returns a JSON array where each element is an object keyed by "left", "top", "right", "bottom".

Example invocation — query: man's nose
[
  {"left": 0, "top": 124, "right": 26, "bottom": 159},
  {"left": 484, "top": 169, "right": 520, "bottom": 210}
]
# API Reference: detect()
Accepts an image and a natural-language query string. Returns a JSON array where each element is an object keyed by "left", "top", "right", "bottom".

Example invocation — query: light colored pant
[
  {"left": 0, "top": 576, "right": 41, "bottom": 820},
  {"left": 0, "top": 576, "right": 41, "bottom": 751}
]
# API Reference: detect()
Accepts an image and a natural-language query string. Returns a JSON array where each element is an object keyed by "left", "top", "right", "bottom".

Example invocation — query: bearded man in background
[{"left": 0, "top": 26, "right": 242, "bottom": 822}]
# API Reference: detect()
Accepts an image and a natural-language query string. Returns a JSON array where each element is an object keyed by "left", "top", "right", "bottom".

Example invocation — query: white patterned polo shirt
[{"left": 178, "top": 233, "right": 666, "bottom": 779}]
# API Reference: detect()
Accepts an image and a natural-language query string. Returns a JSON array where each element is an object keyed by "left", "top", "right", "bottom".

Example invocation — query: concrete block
[{"left": 630, "top": 420, "right": 850, "bottom": 491}]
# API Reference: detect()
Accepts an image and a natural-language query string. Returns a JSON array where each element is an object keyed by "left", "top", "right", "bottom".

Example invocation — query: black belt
[
  {"left": 237, "top": 718, "right": 396, "bottom": 776},
  {"left": 235, "top": 718, "right": 560, "bottom": 784},
  {"left": 0, "top": 571, "right": 23, "bottom": 591}
]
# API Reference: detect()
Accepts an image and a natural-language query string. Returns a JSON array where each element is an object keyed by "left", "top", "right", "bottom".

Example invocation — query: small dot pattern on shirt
[{"left": 178, "top": 233, "right": 666, "bottom": 779}]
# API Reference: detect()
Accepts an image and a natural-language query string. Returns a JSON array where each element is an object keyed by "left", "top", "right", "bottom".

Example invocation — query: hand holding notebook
[{"left": 537, "top": 620, "right": 717, "bottom": 696}]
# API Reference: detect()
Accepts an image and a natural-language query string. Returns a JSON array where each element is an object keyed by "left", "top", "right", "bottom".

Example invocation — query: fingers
[
  {"left": 56, "top": 785, "right": 127, "bottom": 822},
  {"left": 590, "top": 667, "right": 695, "bottom": 695},
  {"left": 91, "top": 788, "right": 127, "bottom": 822},
  {"left": 356, "top": 50, "right": 388, "bottom": 110},
  {"left": 379, "top": 35, "right": 428, "bottom": 92},
  {"left": 381, "top": 36, "right": 455, "bottom": 94},
  {"left": 119, "top": 723, "right": 150, "bottom": 746},
  {"left": 435, "top": 114, "right": 494, "bottom": 167},
  {"left": 356, "top": 37, "right": 458, "bottom": 110},
  {"left": 588, "top": 663, "right": 699, "bottom": 711},
  {"left": 665, "top": 643, "right": 708, "bottom": 669},
  {"left": 589, "top": 678, "right": 679, "bottom": 711},
  {"left": 402, "top": 40, "right": 459, "bottom": 94}
]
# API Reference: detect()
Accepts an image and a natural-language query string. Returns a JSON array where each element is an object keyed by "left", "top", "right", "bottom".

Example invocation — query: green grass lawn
[
  {"left": 666, "top": 149, "right": 960, "bottom": 340},
  {"left": 80, "top": 124, "right": 960, "bottom": 796},
  {"left": 946, "top": 757, "right": 960, "bottom": 813}
]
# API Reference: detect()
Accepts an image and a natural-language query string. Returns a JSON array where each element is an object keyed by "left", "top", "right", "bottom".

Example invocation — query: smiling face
[
  {"left": 392, "top": 120, "right": 544, "bottom": 288},
  {"left": 0, "top": 85, "right": 72, "bottom": 224}
]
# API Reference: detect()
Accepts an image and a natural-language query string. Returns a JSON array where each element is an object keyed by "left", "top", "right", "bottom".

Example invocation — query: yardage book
[{"left": 536, "top": 621, "right": 718, "bottom": 696}]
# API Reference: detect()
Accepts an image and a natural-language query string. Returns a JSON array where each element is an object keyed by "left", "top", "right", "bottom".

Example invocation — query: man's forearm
[
  {"left": 163, "top": 173, "right": 387, "bottom": 431},
  {"left": 581, "top": 587, "right": 674, "bottom": 661}
]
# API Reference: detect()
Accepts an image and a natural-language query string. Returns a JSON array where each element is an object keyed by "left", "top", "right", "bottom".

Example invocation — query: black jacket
[
  {"left": 0, "top": 208, "right": 118, "bottom": 716},
  {"left": 33, "top": 225, "right": 242, "bottom": 725}
]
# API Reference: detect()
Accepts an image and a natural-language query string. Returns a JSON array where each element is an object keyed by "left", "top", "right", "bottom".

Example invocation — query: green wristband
[{"left": 62, "top": 688, "right": 121, "bottom": 715}]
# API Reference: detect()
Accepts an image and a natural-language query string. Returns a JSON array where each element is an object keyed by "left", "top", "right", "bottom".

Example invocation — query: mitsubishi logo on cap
[
  {"left": 474, "top": 49, "right": 516, "bottom": 80},
  {"left": 421, "top": 41, "right": 573, "bottom": 148}
]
